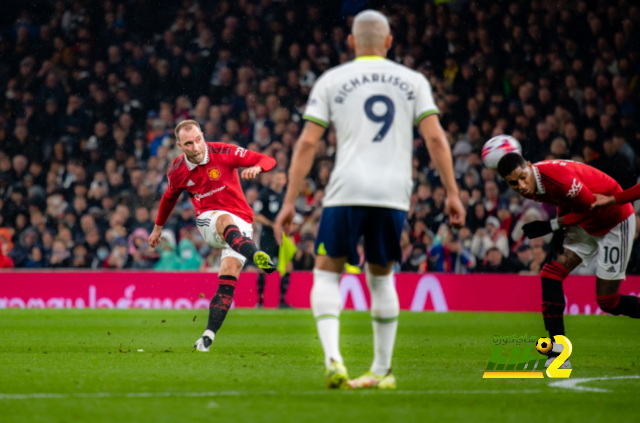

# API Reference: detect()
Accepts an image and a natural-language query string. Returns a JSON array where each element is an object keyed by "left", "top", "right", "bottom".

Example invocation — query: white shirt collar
[
  {"left": 185, "top": 146, "right": 210, "bottom": 171},
  {"left": 531, "top": 165, "right": 546, "bottom": 194}
]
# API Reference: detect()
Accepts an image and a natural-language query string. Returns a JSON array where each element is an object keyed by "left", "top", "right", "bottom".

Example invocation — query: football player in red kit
[
  {"left": 148, "top": 120, "right": 277, "bottom": 352},
  {"left": 497, "top": 153, "right": 640, "bottom": 367}
]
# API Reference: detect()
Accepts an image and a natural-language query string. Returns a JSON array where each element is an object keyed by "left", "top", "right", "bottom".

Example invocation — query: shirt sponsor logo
[
  {"left": 234, "top": 147, "right": 247, "bottom": 158},
  {"left": 207, "top": 167, "right": 220, "bottom": 181},
  {"left": 566, "top": 179, "right": 582, "bottom": 198},
  {"left": 193, "top": 186, "right": 226, "bottom": 201}
]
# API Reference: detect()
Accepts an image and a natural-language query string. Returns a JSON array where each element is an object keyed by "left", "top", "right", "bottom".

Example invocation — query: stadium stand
[{"left": 0, "top": 0, "right": 638, "bottom": 273}]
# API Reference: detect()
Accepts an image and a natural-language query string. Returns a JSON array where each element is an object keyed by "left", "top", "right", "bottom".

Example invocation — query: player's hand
[
  {"left": 445, "top": 195, "right": 466, "bottom": 229},
  {"left": 148, "top": 225, "right": 163, "bottom": 248},
  {"left": 590, "top": 193, "right": 616, "bottom": 210},
  {"left": 274, "top": 203, "right": 295, "bottom": 245},
  {"left": 241, "top": 166, "right": 262, "bottom": 180},
  {"left": 522, "top": 221, "right": 552, "bottom": 239}
]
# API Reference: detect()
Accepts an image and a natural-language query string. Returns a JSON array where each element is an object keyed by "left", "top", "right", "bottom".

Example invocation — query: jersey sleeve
[
  {"left": 155, "top": 172, "right": 184, "bottom": 226},
  {"left": 614, "top": 183, "right": 640, "bottom": 205},
  {"left": 227, "top": 145, "right": 276, "bottom": 172},
  {"left": 302, "top": 75, "right": 330, "bottom": 128},
  {"left": 414, "top": 73, "right": 440, "bottom": 124}
]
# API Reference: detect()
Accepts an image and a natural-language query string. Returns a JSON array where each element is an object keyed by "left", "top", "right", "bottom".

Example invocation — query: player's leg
[
  {"left": 256, "top": 272, "right": 266, "bottom": 308},
  {"left": 542, "top": 226, "right": 592, "bottom": 338},
  {"left": 349, "top": 207, "right": 405, "bottom": 390},
  {"left": 278, "top": 272, "right": 294, "bottom": 308},
  {"left": 314, "top": 254, "right": 348, "bottom": 388},
  {"left": 195, "top": 256, "right": 242, "bottom": 351},
  {"left": 312, "top": 206, "right": 357, "bottom": 388},
  {"left": 215, "top": 213, "right": 276, "bottom": 273},
  {"left": 596, "top": 279, "right": 640, "bottom": 317},
  {"left": 595, "top": 215, "right": 640, "bottom": 317},
  {"left": 256, "top": 238, "right": 282, "bottom": 308}
]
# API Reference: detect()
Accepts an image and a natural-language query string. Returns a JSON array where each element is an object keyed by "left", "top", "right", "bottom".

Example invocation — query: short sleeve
[
  {"left": 414, "top": 73, "right": 439, "bottom": 124},
  {"left": 303, "top": 75, "right": 330, "bottom": 128}
]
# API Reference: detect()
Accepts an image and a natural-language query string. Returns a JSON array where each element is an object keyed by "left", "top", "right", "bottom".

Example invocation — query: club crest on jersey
[
  {"left": 207, "top": 167, "right": 220, "bottom": 181},
  {"left": 566, "top": 179, "right": 582, "bottom": 198}
]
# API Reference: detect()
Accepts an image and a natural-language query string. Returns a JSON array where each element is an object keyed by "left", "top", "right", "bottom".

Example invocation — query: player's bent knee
[
  {"left": 215, "top": 213, "right": 235, "bottom": 235},
  {"left": 556, "top": 251, "right": 581, "bottom": 271}
]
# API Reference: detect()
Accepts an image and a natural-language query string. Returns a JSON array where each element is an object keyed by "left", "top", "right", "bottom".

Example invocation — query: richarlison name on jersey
[{"left": 334, "top": 73, "right": 416, "bottom": 103}]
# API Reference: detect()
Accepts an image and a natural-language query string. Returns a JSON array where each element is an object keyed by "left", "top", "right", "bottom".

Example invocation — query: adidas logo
[
  {"left": 606, "top": 266, "right": 616, "bottom": 273},
  {"left": 187, "top": 180, "right": 195, "bottom": 187}
]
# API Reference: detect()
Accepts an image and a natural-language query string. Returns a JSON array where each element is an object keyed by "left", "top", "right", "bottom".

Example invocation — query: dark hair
[{"left": 497, "top": 153, "right": 527, "bottom": 178}]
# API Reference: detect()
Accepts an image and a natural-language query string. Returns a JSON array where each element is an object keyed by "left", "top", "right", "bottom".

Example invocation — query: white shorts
[
  {"left": 196, "top": 210, "right": 253, "bottom": 266},
  {"left": 563, "top": 214, "right": 635, "bottom": 280}
]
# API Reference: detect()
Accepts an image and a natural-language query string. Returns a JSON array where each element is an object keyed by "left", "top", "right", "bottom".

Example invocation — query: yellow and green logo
[{"left": 482, "top": 334, "right": 572, "bottom": 379}]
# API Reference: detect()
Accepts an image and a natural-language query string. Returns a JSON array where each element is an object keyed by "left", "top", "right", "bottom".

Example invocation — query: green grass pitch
[{"left": 0, "top": 309, "right": 638, "bottom": 422}]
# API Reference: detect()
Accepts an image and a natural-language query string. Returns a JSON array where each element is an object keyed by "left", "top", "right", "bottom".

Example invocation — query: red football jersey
[
  {"left": 156, "top": 142, "right": 276, "bottom": 226},
  {"left": 523, "top": 160, "right": 633, "bottom": 236}
]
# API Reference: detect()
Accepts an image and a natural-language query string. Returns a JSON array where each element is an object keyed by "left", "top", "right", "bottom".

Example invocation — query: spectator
[
  {"left": 479, "top": 247, "right": 516, "bottom": 273},
  {"left": 105, "top": 237, "right": 132, "bottom": 269},
  {"left": 128, "top": 228, "right": 154, "bottom": 269},
  {"left": 178, "top": 238, "right": 203, "bottom": 270},
  {"left": 429, "top": 233, "right": 476, "bottom": 274},
  {"left": 0, "top": 239, "right": 14, "bottom": 268},
  {"left": 24, "top": 247, "right": 44, "bottom": 268},
  {"left": 49, "top": 239, "right": 72, "bottom": 268},
  {"left": 154, "top": 230, "right": 181, "bottom": 271},
  {"left": 470, "top": 216, "right": 509, "bottom": 260},
  {"left": 292, "top": 233, "right": 316, "bottom": 271}
]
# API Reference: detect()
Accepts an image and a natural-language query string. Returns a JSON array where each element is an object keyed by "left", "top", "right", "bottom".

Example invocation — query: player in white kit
[{"left": 274, "top": 10, "right": 465, "bottom": 389}]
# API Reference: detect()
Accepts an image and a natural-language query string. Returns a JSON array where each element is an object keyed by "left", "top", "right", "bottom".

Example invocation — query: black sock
[
  {"left": 540, "top": 262, "right": 568, "bottom": 338},
  {"left": 280, "top": 273, "right": 290, "bottom": 304},
  {"left": 598, "top": 293, "right": 640, "bottom": 318},
  {"left": 223, "top": 225, "right": 258, "bottom": 262},
  {"left": 542, "top": 277, "right": 566, "bottom": 337},
  {"left": 615, "top": 296, "right": 640, "bottom": 318},
  {"left": 206, "top": 275, "right": 237, "bottom": 334},
  {"left": 257, "top": 272, "right": 265, "bottom": 306}
]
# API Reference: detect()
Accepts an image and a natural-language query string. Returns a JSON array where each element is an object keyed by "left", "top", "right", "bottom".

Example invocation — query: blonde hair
[
  {"left": 352, "top": 10, "right": 390, "bottom": 49},
  {"left": 174, "top": 120, "right": 201, "bottom": 142}
]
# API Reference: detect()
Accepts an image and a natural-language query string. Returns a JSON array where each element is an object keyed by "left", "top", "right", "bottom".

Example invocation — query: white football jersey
[{"left": 303, "top": 56, "right": 439, "bottom": 211}]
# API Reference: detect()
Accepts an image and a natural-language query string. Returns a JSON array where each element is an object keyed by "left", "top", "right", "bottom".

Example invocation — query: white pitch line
[
  {"left": 549, "top": 375, "right": 640, "bottom": 392},
  {"left": 0, "top": 390, "right": 543, "bottom": 400}
]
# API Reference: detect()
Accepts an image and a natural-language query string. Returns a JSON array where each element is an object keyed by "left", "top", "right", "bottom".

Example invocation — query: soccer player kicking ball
[
  {"left": 497, "top": 153, "right": 640, "bottom": 367},
  {"left": 148, "top": 120, "right": 277, "bottom": 352},
  {"left": 274, "top": 10, "right": 465, "bottom": 389}
]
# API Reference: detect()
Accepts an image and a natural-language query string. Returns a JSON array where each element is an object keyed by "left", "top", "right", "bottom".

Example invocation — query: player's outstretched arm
[
  {"left": 591, "top": 183, "right": 640, "bottom": 209},
  {"left": 149, "top": 181, "right": 183, "bottom": 247},
  {"left": 418, "top": 114, "right": 465, "bottom": 228},
  {"left": 273, "top": 121, "right": 326, "bottom": 244}
]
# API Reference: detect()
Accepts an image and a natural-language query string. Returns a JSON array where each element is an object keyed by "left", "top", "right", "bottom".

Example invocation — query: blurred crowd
[{"left": 0, "top": 0, "right": 639, "bottom": 274}]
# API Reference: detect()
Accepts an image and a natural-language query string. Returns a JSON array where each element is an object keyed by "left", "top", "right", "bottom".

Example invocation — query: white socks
[
  {"left": 311, "top": 267, "right": 399, "bottom": 373},
  {"left": 312, "top": 268, "right": 343, "bottom": 368},
  {"left": 367, "top": 269, "right": 399, "bottom": 376}
]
